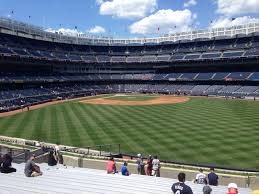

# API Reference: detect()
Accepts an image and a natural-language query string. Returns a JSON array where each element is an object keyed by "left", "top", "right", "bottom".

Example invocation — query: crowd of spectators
[{"left": 105, "top": 154, "right": 252, "bottom": 194}]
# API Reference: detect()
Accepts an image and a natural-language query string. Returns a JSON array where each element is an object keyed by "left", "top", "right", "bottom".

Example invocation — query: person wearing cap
[
  {"left": 208, "top": 167, "right": 218, "bottom": 186},
  {"left": 136, "top": 154, "right": 142, "bottom": 175},
  {"left": 171, "top": 172, "right": 193, "bottom": 194},
  {"left": 24, "top": 154, "right": 43, "bottom": 177},
  {"left": 227, "top": 183, "right": 238, "bottom": 194},
  {"left": 203, "top": 185, "right": 212, "bottom": 194}
]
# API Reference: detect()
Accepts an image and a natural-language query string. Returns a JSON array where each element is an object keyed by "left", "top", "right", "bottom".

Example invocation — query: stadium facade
[{"left": 0, "top": 17, "right": 259, "bottom": 112}]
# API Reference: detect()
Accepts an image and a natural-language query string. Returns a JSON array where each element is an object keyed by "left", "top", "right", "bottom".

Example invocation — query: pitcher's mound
[{"left": 80, "top": 96, "right": 190, "bottom": 105}]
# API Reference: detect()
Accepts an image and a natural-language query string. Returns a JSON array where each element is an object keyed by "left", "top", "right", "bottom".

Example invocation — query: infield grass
[{"left": 0, "top": 95, "right": 259, "bottom": 169}]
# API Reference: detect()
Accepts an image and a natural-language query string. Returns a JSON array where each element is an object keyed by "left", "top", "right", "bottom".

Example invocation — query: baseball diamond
[
  {"left": 0, "top": 17, "right": 259, "bottom": 172},
  {"left": 0, "top": 95, "right": 259, "bottom": 169}
]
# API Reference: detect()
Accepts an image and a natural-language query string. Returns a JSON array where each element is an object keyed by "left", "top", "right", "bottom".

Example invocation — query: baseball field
[{"left": 0, "top": 94, "right": 259, "bottom": 170}]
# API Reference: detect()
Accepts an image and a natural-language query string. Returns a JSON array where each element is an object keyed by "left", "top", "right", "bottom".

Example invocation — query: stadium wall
[{"left": 61, "top": 155, "right": 258, "bottom": 189}]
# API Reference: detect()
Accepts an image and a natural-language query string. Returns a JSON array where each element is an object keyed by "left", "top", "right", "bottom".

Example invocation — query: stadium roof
[{"left": 0, "top": 17, "right": 259, "bottom": 46}]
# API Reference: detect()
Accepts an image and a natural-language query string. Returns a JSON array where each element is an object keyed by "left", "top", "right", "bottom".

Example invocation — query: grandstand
[
  {"left": 0, "top": 162, "right": 253, "bottom": 194},
  {"left": 0, "top": 17, "right": 258, "bottom": 112},
  {"left": 0, "top": 16, "right": 259, "bottom": 192}
]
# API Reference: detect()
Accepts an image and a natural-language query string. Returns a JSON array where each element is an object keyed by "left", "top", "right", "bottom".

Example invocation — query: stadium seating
[
  {"left": 97, "top": 55, "right": 111, "bottom": 63},
  {"left": 0, "top": 162, "right": 252, "bottom": 194},
  {"left": 111, "top": 56, "right": 126, "bottom": 63},
  {"left": 195, "top": 73, "right": 214, "bottom": 80},
  {"left": 201, "top": 52, "right": 222, "bottom": 59},
  {"left": 0, "top": 19, "right": 258, "bottom": 112},
  {"left": 156, "top": 55, "right": 170, "bottom": 62}
]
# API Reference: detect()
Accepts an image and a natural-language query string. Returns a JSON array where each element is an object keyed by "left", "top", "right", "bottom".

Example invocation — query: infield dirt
[{"left": 80, "top": 96, "right": 190, "bottom": 105}]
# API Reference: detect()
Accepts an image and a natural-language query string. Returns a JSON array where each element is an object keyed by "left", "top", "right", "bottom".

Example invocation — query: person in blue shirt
[
  {"left": 121, "top": 162, "right": 129, "bottom": 176},
  {"left": 208, "top": 167, "right": 218, "bottom": 186},
  {"left": 171, "top": 172, "right": 193, "bottom": 194}
]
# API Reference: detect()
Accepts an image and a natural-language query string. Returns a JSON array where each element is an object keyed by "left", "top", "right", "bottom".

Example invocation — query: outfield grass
[
  {"left": 107, "top": 95, "right": 158, "bottom": 101},
  {"left": 0, "top": 96, "right": 259, "bottom": 169}
]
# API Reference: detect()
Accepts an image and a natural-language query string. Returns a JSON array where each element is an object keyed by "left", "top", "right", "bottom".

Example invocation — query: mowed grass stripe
[
  {"left": 58, "top": 104, "right": 81, "bottom": 147},
  {"left": 69, "top": 103, "right": 95, "bottom": 146},
  {"left": 12, "top": 111, "right": 36, "bottom": 138},
  {"left": 1, "top": 97, "right": 259, "bottom": 169},
  {"left": 108, "top": 105, "right": 156, "bottom": 154},
  {"left": 63, "top": 103, "right": 83, "bottom": 147},
  {"left": 49, "top": 106, "right": 61, "bottom": 144},
  {"left": 0, "top": 114, "right": 21, "bottom": 135},
  {"left": 76, "top": 104, "right": 104, "bottom": 146},
  {"left": 82, "top": 104, "right": 116, "bottom": 144},
  {"left": 124, "top": 106, "right": 173, "bottom": 148},
  {"left": 55, "top": 104, "right": 73, "bottom": 146},
  {"left": 30, "top": 108, "right": 47, "bottom": 141},
  {"left": 111, "top": 105, "right": 167, "bottom": 155},
  {"left": 97, "top": 105, "right": 147, "bottom": 154},
  {"left": 92, "top": 105, "right": 130, "bottom": 142},
  {"left": 77, "top": 104, "right": 107, "bottom": 146}
]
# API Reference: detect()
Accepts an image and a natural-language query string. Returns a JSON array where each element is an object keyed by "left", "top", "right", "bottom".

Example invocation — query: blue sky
[{"left": 0, "top": 0, "right": 258, "bottom": 37}]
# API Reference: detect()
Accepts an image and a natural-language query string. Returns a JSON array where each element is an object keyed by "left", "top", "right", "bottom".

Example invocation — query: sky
[{"left": 0, "top": 0, "right": 258, "bottom": 38}]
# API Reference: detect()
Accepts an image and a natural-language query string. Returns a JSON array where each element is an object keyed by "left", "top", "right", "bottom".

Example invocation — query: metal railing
[
  {"left": 0, "top": 17, "right": 259, "bottom": 45},
  {"left": 0, "top": 145, "right": 29, "bottom": 163},
  {"left": 64, "top": 143, "right": 121, "bottom": 157}
]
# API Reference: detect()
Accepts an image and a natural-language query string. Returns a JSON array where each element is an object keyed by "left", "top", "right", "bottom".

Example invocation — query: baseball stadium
[{"left": 0, "top": 1, "right": 259, "bottom": 193}]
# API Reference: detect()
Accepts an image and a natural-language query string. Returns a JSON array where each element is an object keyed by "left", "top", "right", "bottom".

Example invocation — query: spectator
[
  {"left": 146, "top": 155, "right": 153, "bottom": 176},
  {"left": 227, "top": 183, "right": 238, "bottom": 194},
  {"left": 121, "top": 162, "right": 129, "bottom": 176},
  {"left": 24, "top": 154, "right": 43, "bottom": 177},
  {"left": 203, "top": 185, "right": 212, "bottom": 194},
  {"left": 107, "top": 157, "right": 117, "bottom": 174},
  {"left": 152, "top": 155, "right": 160, "bottom": 177},
  {"left": 54, "top": 143, "right": 63, "bottom": 164},
  {"left": 208, "top": 167, "right": 218, "bottom": 186},
  {"left": 171, "top": 172, "right": 193, "bottom": 194},
  {"left": 0, "top": 153, "right": 16, "bottom": 173},
  {"left": 136, "top": 154, "right": 142, "bottom": 175},
  {"left": 48, "top": 150, "right": 57, "bottom": 166},
  {"left": 194, "top": 168, "right": 207, "bottom": 184},
  {"left": 136, "top": 154, "right": 145, "bottom": 175}
]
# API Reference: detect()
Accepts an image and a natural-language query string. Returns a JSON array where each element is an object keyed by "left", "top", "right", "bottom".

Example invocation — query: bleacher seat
[{"left": 0, "top": 163, "right": 252, "bottom": 194}]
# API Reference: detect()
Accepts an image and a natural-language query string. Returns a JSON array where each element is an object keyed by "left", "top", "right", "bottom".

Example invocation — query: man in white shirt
[
  {"left": 152, "top": 155, "right": 160, "bottom": 177},
  {"left": 195, "top": 168, "right": 207, "bottom": 184}
]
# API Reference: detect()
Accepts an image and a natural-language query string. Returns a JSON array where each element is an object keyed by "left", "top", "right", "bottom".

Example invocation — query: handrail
[{"left": 0, "top": 17, "right": 258, "bottom": 45}]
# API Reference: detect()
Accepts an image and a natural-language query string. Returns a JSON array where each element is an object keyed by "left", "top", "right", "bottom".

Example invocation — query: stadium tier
[
  {"left": 0, "top": 163, "right": 253, "bottom": 194},
  {"left": 0, "top": 18, "right": 259, "bottom": 112}
]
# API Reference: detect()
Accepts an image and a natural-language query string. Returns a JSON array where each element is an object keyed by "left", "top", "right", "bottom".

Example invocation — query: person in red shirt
[
  {"left": 146, "top": 155, "right": 152, "bottom": 176},
  {"left": 227, "top": 183, "right": 238, "bottom": 194},
  {"left": 107, "top": 157, "right": 116, "bottom": 174}
]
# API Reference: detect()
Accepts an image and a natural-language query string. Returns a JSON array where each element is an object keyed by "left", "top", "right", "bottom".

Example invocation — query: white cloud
[
  {"left": 183, "top": 0, "right": 197, "bottom": 8},
  {"left": 210, "top": 16, "right": 259, "bottom": 28},
  {"left": 98, "top": 0, "right": 157, "bottom": 19},
  {"left": 88, "top": 26, "right": 106, "bottom": 33},
  {"left": 129, "top": 9, "right": 196, "bottom": 34},
  {"left": 216, "top": 0, "right": 259, "bottom": 16},
  {"left": 96, "top": 0, "right": 104, "bottom": 5},
  {"left": 45, "top": 28, "right": 82, "bottom": 36}
]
